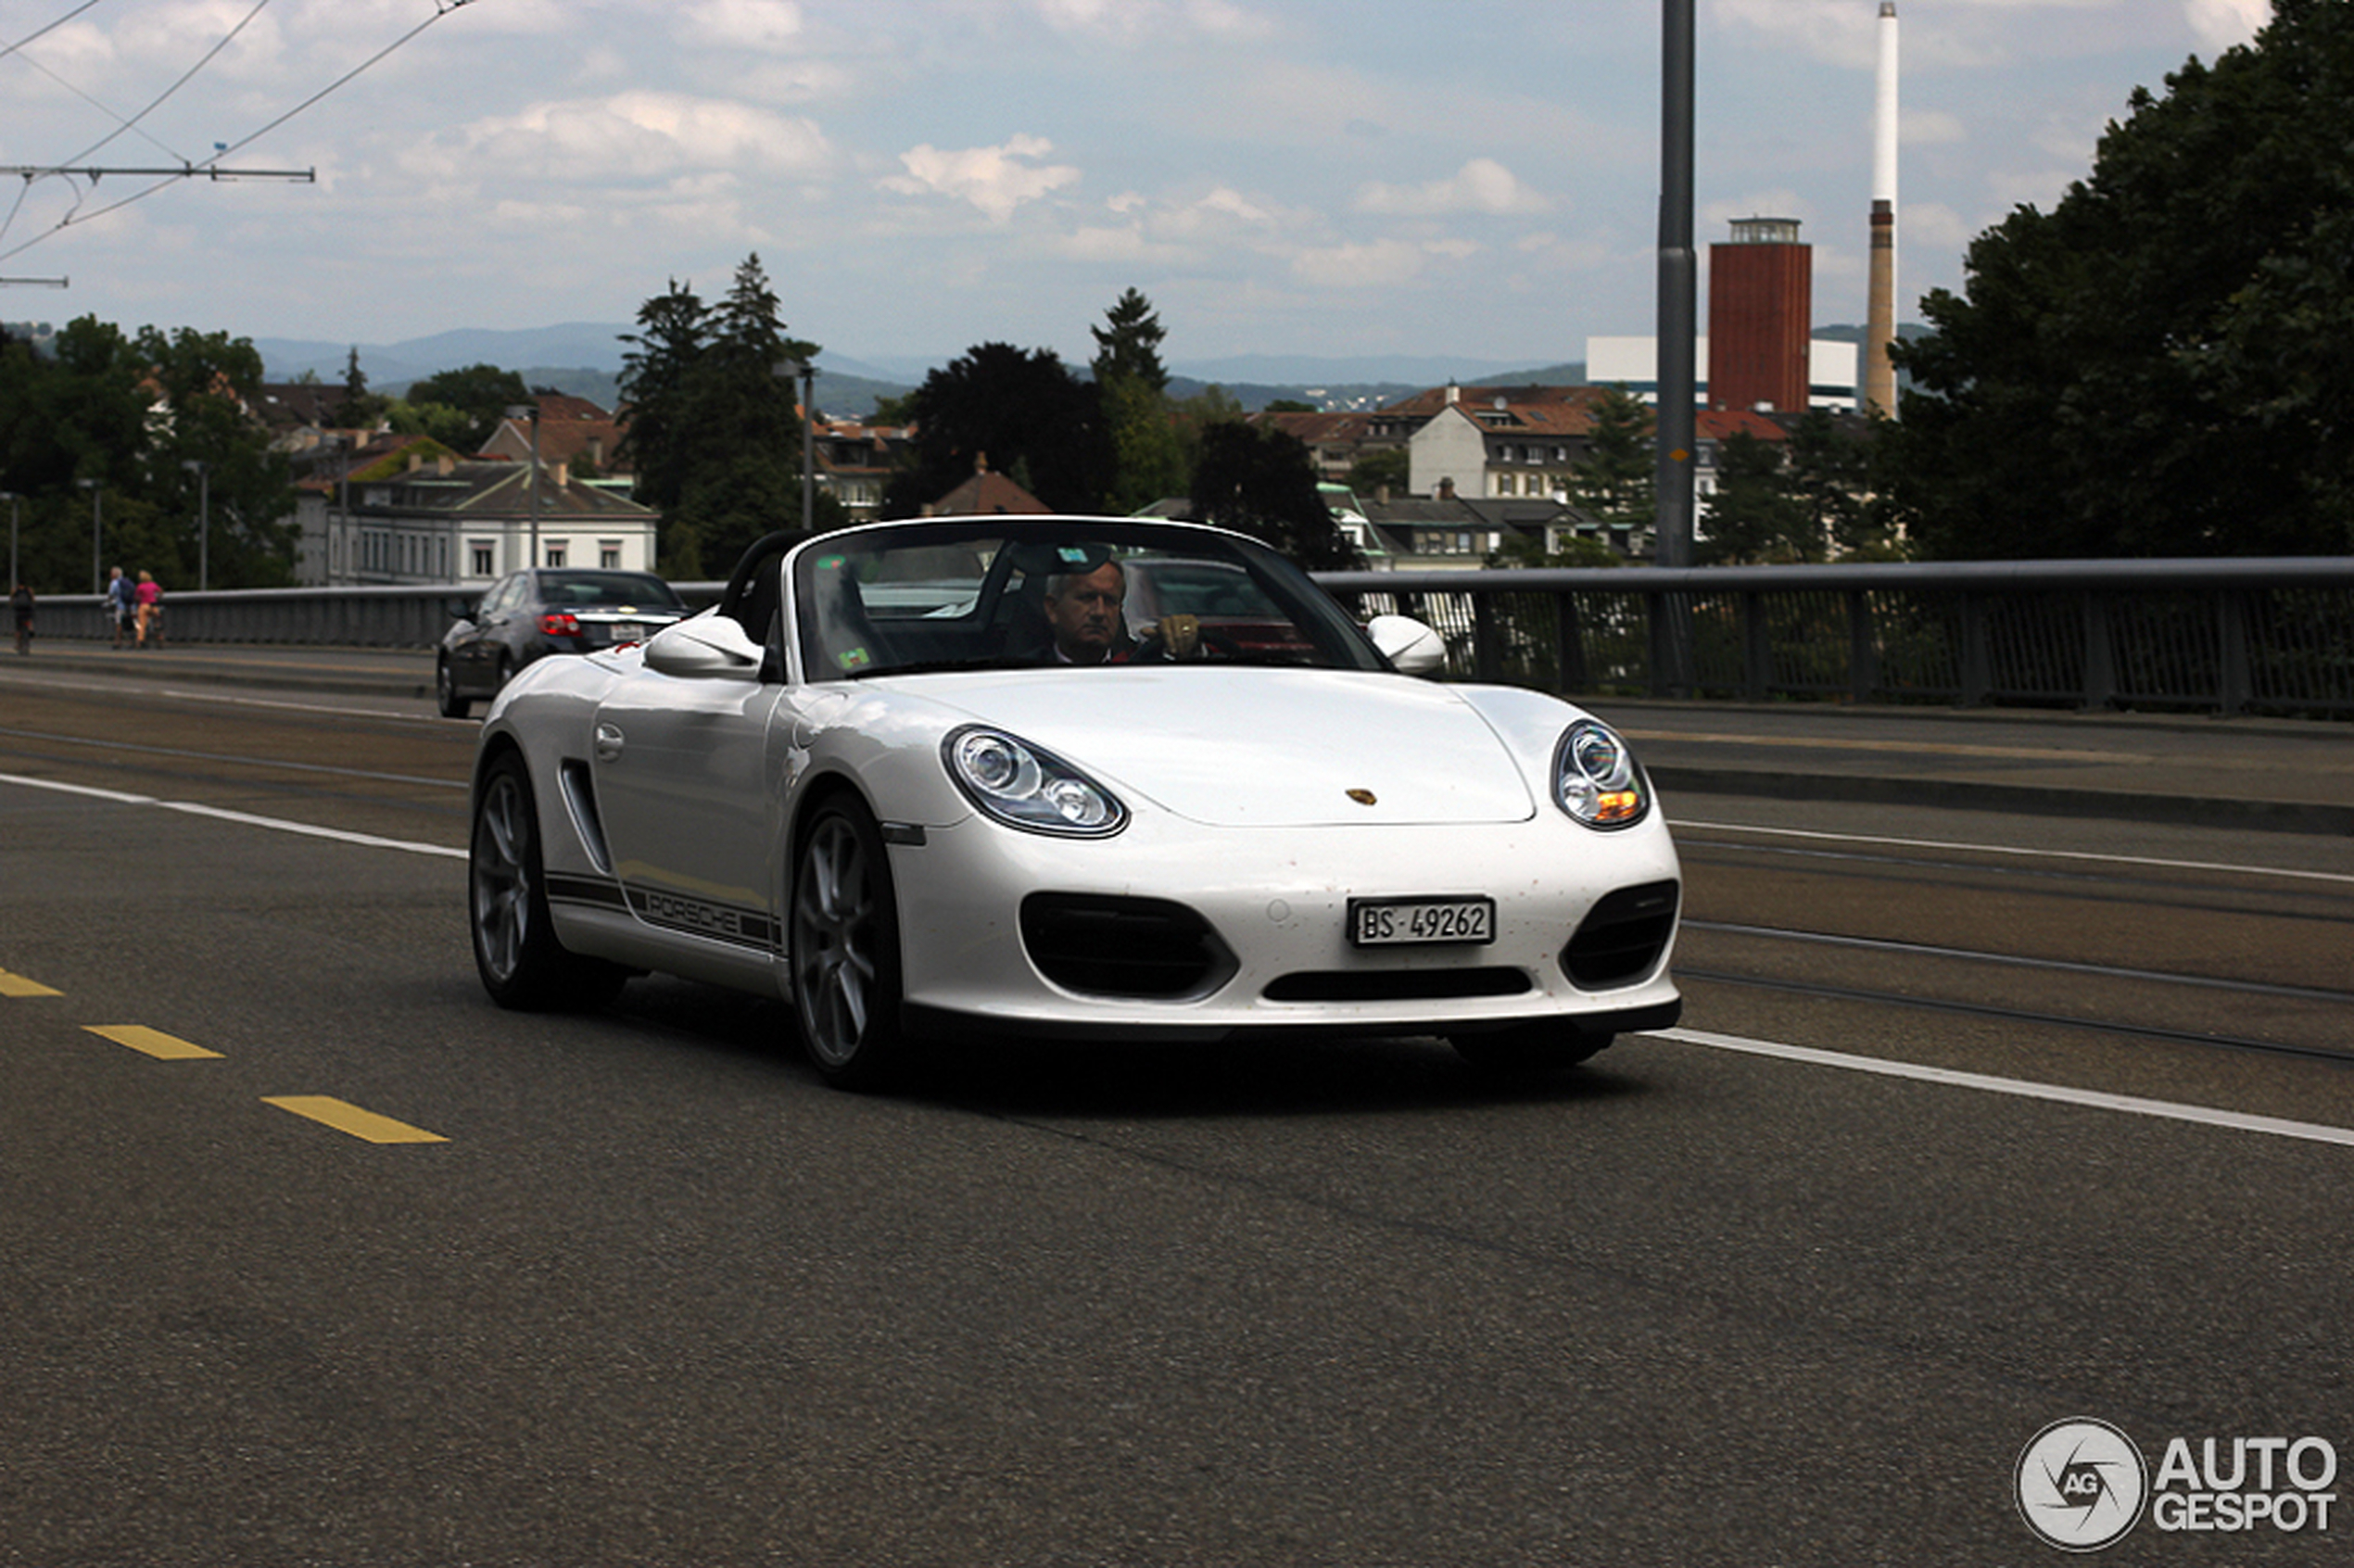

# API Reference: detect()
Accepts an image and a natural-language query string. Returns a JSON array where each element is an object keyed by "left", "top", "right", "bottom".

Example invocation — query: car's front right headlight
[
  {"left": 1552, "top": 718, "right": 1650, "bottom": 828},
  {"left": 943, "top": 726, "right": 1128, "bottom": 836}
]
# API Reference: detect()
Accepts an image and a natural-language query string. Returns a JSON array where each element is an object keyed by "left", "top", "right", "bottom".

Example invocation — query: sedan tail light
[{"left": 538, "top": 611, "right": 582, "bottom": 637}]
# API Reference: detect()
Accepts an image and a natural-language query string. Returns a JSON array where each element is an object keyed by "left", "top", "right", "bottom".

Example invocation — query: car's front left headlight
[
  {"left": 1552, "top": 718, "right": 1650, "bottom": 828},
  {"left": 943, "top": 726, "right": 1128, "bottom": 836}
]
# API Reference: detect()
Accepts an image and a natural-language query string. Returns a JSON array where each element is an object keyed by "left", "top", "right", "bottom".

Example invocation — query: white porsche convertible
[{"left": 468, "top": 516, "right": 1681, "bottom": 1087}]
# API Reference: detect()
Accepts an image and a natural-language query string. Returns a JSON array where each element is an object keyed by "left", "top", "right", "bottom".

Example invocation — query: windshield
[
  {"left": 791, "top": 518, "right": 1385, "bottom": 681},
  {"left": 535, "top": 571, "right": 685, "bottom": 608}
]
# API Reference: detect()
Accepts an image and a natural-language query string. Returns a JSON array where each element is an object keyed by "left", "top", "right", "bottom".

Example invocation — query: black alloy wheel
[
  {"left": 469, "top": 750, "right": 625, "bottom": 1009},
  {"left": 790, "top": 796, "right": 911, "bottom": 1090}
]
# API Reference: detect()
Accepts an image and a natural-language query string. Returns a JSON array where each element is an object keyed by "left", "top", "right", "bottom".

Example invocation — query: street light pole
[
  {"left": 775, "top": 360, "right": 818, "bottom": 529},
  {"left": 79, "top": 478, "right": 101, "bottom": 594},
  {"left": 184, "top": 459, "right": 210, "bottom": 590},
  {"left": 506, "top": 402, "right": 541, "bottom": 568},
  {"left": 3, "top": 491, "right": 19, "bottom": 588}
]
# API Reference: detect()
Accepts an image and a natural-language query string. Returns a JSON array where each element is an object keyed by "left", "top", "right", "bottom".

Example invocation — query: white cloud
[
  {"left": 1905, "top": 107, "right": 1966, "bottom": 146},
  {"left": 680, "top": 0, "right": 807, "bottom": 51},
  {"left": 2184, "top": 0, "right": 2268, "bottom": 52},
  {"left": 1029, "top": 0, "right": 1272, "bottom": 44},
  {"left": 1290, "top": 238, "right": 1428, "bottom": 289},
  {"left": 408, "top": 93, "right": 831, "bottom": 183},
  {"left": 880, "top": 134, "right": 1080, "bottom": 222},
  {"left": 1354, "top": 157, "right": 1550, "bottom": 218}
]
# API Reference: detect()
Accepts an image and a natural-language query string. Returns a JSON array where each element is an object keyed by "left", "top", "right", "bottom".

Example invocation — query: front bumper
[{"left": 887, "top": 809, "right": 1682, "bottom": 1043}]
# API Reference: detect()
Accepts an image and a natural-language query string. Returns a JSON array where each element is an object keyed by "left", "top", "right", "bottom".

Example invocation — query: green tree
[
  {"left": 1568, "top": 386, "right": 1655, "bottom": 548},
  {"left": 1486, "top": 531, "right": 1622, "bottom": 569},
  {"left": 617, "top": 280, "right": 710, "bottom": 525},
  {"left": 333, "top": 346, "right": 391, "bottom": 429},
  {"left": 675, "top": 255, "right": 821, "bottom": 571},
  {"left": 1090, "top": 289, "right": 1185, "bottom": 513},
  {"left": 398, "top": 363, "right": 530, "bottom": 453},
  {"left": 1892, "top": 0, "right": 2354, "bottom": 557},
  {"left": 1089, "top": 286, "right": 1169, "bottom": 392},
  {"left": 1700, "top": 431, "right": 1816, "bottom": 564},
  {"left": 616, "top": 259, "right": 824, "bottom": 575},
  {"left": 1345, "top": 446, "right": 1410, "bottom": 499},
  {"left": 1188, "top": 420, "right": 1359, "bottom": 570},
  {"left": 1782, "top": 411, "right": 1898, "bottom": 558},
  {"left": 882, "top": 342, "right": 1112, "bottom": 517},
  {"left": 0, "top": 317, "right": 295, "bottom": 591}
]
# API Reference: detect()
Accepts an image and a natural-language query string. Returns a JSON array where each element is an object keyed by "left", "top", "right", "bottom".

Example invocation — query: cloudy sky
[{"left": 1, "top": 0, "right": 2272, "bottom": 373}]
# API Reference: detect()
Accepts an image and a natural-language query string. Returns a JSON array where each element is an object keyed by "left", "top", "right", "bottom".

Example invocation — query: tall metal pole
[
  {"left": 1652, "top": 0, "right": 1699, "bottom": 697},
  {"left": 1655, "top": 0, "right": 1697, "bottom": 570},
  {"left": 529, "top": 404, "right": 542, "bottom": 570},
  {"left": 80, "top": 478, "right": 101, "bottom": 594},
  {"left": 504, "top": 403, "right": 542, "bottom": 569},
  {"left": 799, "top": 361, "right": 816, "bottom": 530},
  {"left": 184, "top": 459, "right": 210, "bottom": 590},
  {"left": 4, "top": 492, "right": 19, "bottom": 588}
]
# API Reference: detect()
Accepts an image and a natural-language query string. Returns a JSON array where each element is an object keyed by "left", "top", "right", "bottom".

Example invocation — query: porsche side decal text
[{"left": 628, "top": 885, "right": 779, "bottom": 949}]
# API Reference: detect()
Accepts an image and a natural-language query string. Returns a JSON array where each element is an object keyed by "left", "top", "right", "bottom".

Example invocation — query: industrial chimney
[{"left": 1863, "top": 2, "right": 1900, "bottom": 416}]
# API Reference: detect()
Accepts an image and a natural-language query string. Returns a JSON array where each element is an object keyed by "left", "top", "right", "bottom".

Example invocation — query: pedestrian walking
[
  {"left": 9, "top": 582, "right": 32, "bottom": 655},
  {"left": 105, "top": 565, "right": 134, "bottom": 648},
  {"left": 134, "top": 571, "right": 163, "bottom": 648}
]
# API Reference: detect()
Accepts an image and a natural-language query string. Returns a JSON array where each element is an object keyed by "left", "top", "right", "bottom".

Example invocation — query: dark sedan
[{"left": 437, "top": 568, "right": 687, "bottom": 717}]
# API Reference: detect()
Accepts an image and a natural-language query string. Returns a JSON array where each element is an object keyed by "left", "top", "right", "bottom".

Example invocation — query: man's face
[{"left": 1044, "top": 561, "right": 1123, "bottom": 662}]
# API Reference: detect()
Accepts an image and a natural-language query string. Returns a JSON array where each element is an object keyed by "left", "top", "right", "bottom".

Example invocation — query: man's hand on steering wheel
[{"left": 1133, "top": 613, "right": 1204, "bottom": 660}]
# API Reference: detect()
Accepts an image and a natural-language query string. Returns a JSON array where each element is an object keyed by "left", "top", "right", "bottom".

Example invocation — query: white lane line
[
  {"left": 0, "top": 771, "right": 465, "bottom": 860},
  {"left": 1671, "top": 817, "right": 2354, "bottom": 886},
  {"left": 1656, "top": 1027, "right": 2354, "bottom": 1150}
]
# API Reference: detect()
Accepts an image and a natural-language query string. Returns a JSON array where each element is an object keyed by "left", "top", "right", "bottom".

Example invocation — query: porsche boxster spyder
[{"left": 467, "top": 516, "right": 1681, "bottom": 1087}]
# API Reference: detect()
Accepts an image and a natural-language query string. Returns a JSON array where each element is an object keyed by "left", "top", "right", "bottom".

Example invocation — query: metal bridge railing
[
  {"left": 28, "top": 560, "right": 2354, "bottom": 717},
  {"left": 1317, "top": 558, "right": 2354, "bottom": 718}
]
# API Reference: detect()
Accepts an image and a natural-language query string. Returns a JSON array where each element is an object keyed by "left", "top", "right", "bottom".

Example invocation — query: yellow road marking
[
  {"left": 83, "top": 1024, "right": 222, "bottom": 1060},
  {"left": 262, "top": 1096, "right": 447, "bottom": 1144},
  {"left": 1, "top": 969, "right": 63, "bottom": 998}
]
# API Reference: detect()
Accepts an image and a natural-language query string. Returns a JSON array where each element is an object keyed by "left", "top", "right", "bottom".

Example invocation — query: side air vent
[
  {"left": 1562, "top": 879, "right": 1679, "bottom": 989},
  {"left": 558, "top": 759, "right": 613, "bottom": 876},
  {"left": 1019, "top": 894, "right": 1237, "bottom": 1000}
]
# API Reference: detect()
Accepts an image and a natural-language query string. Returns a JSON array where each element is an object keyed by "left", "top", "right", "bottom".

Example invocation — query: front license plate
[{"left": 1348, "top": 896, "right": 1496, "bottom": 947}]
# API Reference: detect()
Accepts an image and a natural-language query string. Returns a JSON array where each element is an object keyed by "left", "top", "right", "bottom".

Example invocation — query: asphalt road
[{"left": 3, "top": 655, "right": 2350, "bottom": 1566}]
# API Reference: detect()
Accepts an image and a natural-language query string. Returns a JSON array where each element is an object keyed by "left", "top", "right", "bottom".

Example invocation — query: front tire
[
  {"left": 470, "top": 750, "right": 626, "bottom": 1009},
  {"left": 1449, "top": 1023, "right": 1613, "bottom": 1074},
  {"left": 437, "top": 655, "right": 472, "bottom": 718},
  {"left": 791, "top": 796, "right": 911, "bottom": 1090}
]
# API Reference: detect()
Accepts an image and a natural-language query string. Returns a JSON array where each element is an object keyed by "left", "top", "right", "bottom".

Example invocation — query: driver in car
[{"left": 1043, "top": 557, "right": 1201, "bottom": 664}]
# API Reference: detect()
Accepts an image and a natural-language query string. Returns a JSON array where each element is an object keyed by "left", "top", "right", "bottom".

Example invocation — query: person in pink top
[{"left": 133, "top": 570, "right": 163, "bottom": 648}]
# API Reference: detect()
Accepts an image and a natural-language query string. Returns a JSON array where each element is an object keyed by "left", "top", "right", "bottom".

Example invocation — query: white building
[
  {"left": 295, "top": 450, "right": 661, "bottom": 588},
  {"left": 1586, "top": 335, "right": 1860, "bottom": 411}
]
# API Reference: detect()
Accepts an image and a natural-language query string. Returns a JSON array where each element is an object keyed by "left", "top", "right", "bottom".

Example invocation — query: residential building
[
  {"left": 1404, "top": 384, "right": 1791, "bottom": 523},
  {"left": 481, "top": 393, "right": 631, "bottom": 490},
  {"left": 811, "top": 419, "right": 911, "bottom": 522},
  {"left": 923, "top": 460, "right": 1049, "bottom": 517},
  {"left": 294, "top": 445, "right": 660, "bottom": 587}
]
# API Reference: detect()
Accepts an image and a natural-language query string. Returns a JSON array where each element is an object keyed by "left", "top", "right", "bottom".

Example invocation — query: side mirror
[
  {"left": 1367, "top": 613, "right": 1446, "bottom": 677},
  {"left": 644, "top": 612, "right": 765, "bottom": 680}
]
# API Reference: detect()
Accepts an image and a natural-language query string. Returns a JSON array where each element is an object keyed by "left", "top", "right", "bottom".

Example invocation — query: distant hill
[{"left": 251, "top": 324, "right": 1605, "bottom": 418}]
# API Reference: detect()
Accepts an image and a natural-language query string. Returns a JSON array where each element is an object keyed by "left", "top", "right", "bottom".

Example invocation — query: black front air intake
[
  {"left": 1562, "top": 879, "right": 1680, "bottom": 989},
  {"left": 1020, "top": 893, "right": 1238, "bottom": 999}
]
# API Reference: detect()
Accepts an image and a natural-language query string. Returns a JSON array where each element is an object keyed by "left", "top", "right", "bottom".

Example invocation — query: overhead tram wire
[{"left": 0, "top": 0, "right": 487, "bottom": 267}]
